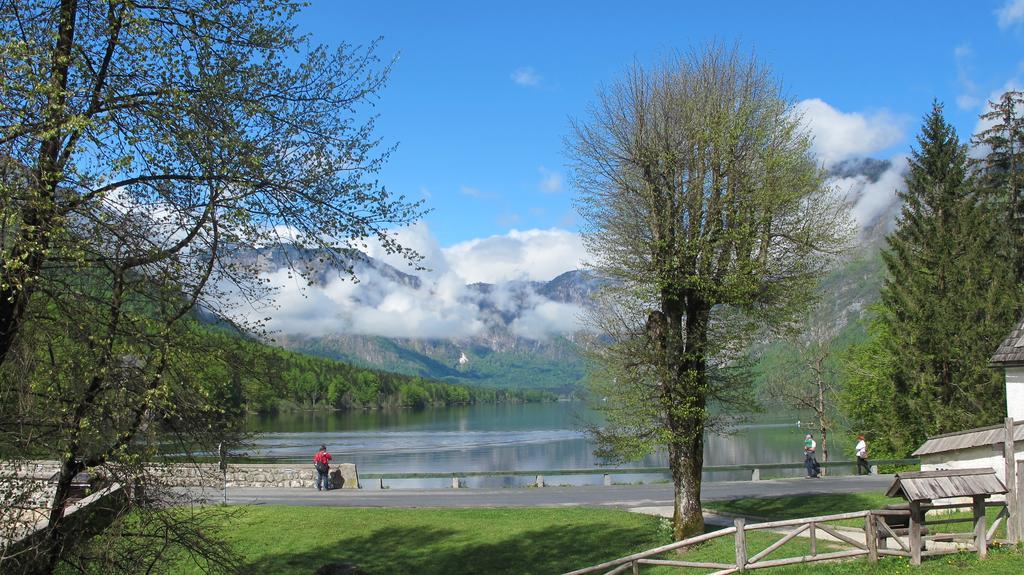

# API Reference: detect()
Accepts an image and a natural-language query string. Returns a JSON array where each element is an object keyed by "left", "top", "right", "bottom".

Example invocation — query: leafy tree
[
  {"left": 838, "top": 314, "right": 916, "bottom": 459},
  {"left": 569, "top": 46, "right": 851, "bottom": 540},
  {"left": 763, "top": 318, "right": 841, "bottom": 467},
  {"left": 846, "top": 102, "right": 1017, "bottom": 454},
  {"left": 0, "top": 1, "right": 423, "bottom": 572}
]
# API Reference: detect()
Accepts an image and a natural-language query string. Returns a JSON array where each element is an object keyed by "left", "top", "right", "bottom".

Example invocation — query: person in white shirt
[
  {"left": 855, "top": 434, "right": 870, "bottom": 475},
  {"left": 803, "top": 433, "right": 820, "bottom": 478}
]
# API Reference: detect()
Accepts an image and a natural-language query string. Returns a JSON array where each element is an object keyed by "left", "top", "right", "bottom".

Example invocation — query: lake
[{"left": 241, "top": 402, "right": 853, "bottom": 488}]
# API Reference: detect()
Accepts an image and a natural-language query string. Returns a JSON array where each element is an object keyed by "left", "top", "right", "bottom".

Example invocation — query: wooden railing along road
[
  {"left": 219, "top": 457, "right": 919, "bottom": 489},
  {"left": 564, "top": 499, "right": 1010, "bottom": 575}
]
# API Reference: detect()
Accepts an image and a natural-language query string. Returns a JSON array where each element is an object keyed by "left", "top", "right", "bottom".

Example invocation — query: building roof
[
  {"left": 990, "top": 316, "right": 1024, "bottom": 366},
  {"left": 912, "top": 421, "right": 1024, "bottom": 456},
  {"left": 885, "top": 468, "right": 1007, "bottom": 501}
]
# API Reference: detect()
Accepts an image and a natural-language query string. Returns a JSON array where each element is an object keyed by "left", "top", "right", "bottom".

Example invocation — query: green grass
[
  {"left": 705, "top": 492, "right": 1011, "bottom": 537},
  {"left": 161, "top": 501, "right": 1023, "bottom": 574},
  {"left": 169, "top": 506, "right": 670, "bottom": 575},
  {"left": 705, "top": 492, "right": 899, "bottom": 521},
  {"left": 761, "top": 548, "right": 1024, "bottom": 575}
]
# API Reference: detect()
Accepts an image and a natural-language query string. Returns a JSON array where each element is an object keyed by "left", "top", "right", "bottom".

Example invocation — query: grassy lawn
[
  {"left": 170, "top": 506, "right": 669, "bottom": 575},
  {"left": 705, "top": 492, "right": 1011, "bottom": 538},
  {"left": 705, "top": 492, "right": 900, "bottom": 520},
  {"left": 160, "top": 500, "right": 1023, "bottom": 574}
]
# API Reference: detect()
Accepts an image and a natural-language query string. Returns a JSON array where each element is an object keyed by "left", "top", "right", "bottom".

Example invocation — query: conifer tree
[
  {"left": 972, "top": 91, "right": 1024, "bottom": 287},
  {"left": 873, "top": 102, "right": 1016, "bottom": 445}
]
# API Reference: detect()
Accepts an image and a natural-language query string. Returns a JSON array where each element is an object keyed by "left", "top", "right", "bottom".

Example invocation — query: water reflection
[{"left": 243, "top": 403, "right": 851, "bottom": 488}]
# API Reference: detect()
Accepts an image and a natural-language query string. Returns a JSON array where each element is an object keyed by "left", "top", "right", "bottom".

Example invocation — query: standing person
[
  {"left": 803, "top": 433, "right": 820, "bottom": 478},
  {"left": 314, "top": 445, "right": 332, "bottom": 491},
  {"left": 855, "top": 434, "right": 871, "bottom": 475}
]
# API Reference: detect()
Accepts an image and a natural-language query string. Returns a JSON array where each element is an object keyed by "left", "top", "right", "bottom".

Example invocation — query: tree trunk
[
  {"left": 30, "top": 455, "right": 84, "bottom": 575},
  {"left": 665, "top": 297, "right": 710, "bottom": 540},
  {"left": 670, "top": 429, "right": 705, "bottom": 540},
  {"left": 0, "top": 0, "right": 78, "bottom": 368}
]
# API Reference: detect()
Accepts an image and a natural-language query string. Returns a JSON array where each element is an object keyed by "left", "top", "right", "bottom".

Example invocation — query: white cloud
[
  {"left": 443, "top": 228, "right": 587, "bottom": 284},
  {"left": 511, "top": 300, "right": 585, "bottom": 339},
  {"left": 795, "top": 99, "right": 906, "bottom": 167},
  {"left": 511, "top": 67, "right": 540, "bottom": 86},
  {"left": 255, "top": 265, "right": 487, "bottom": 339},
  {"left": 997, "top": 0, "right": 1024, "bottom": 28},
  {"left": 538, "top": 166, "right": 563, "bottom": 193},
  {"left": 954, "top": 44, "right": 981, "bottom": 110},
  {"left": 243, "top": 225, "right": 590, "bottom": 340},
  {"left": 831, "top": 156, "right": 909, "bottom": 228}
]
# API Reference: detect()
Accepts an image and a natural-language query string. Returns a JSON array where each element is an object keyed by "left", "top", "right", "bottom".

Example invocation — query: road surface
[{"left": 196, "top": 474, "right": 894, "bottom": 510}]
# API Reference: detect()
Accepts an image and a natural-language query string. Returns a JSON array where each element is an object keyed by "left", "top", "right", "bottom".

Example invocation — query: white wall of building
[
  {"left": 920, "top": 443, "right": 1024, "bottom": 503},
  {"left": 1007, "top": 367, "right": 1024, "bottom": 421}
]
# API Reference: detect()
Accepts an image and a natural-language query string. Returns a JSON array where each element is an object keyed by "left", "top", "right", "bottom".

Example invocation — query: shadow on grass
[
  {"left": 241, "top": 522, "right": 657, "bottom": 575},
  {"left": 707, "top": 492, "right": 895, "bottom": 520}
]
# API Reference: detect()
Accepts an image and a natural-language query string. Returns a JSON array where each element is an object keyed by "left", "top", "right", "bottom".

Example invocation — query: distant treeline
[{"left": 194, "top": 327, "right": 556, "bottom": 413}]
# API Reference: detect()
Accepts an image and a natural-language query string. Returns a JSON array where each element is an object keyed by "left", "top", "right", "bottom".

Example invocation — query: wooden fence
[{"left": 564, "top": 500, "right": 1009, "bottom": 575}]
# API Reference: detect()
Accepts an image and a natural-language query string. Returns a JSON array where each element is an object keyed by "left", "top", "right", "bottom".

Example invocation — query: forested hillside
[{"left": 192, "top": 326, "right": 555, "bottom": 414}]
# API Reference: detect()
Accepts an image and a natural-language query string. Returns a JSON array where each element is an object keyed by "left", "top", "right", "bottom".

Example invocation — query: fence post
[
  {"left": 809, "top": 521, "right": 817, "bottom": 556},
  {"left": 865, "top": 513, "right": 878, "bottom": 563},
  {"left": 974, "top": 495, "right": 988, "bottom": 559},
  {"left": 734, "top": 517, "right": 747, "bottom": 572},
  {"left": 1005, "top": 417, "right": 1018, "bottom": 544},
  {"left": 909, "top": 501, "right": 923, "bottom": 566},
  {"left": 1018, "top": 460, "right": 1024, "bottom": 543}
]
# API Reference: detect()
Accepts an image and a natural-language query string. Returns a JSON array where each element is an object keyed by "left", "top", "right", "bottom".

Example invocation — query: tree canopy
[
  {"left": 570, "top": 45, "right": 851, "bottom": 540},
  {"left": 0, "top": 1, "right": 422, "bottom": 572},
  {"left": 841, "top": 102, "right": 1018, "bottom": 457}
]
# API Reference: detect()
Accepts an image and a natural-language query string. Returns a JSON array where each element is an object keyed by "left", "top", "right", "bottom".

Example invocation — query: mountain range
[{"left": 256, "top": 157, "right": 903, "bottom": 392}]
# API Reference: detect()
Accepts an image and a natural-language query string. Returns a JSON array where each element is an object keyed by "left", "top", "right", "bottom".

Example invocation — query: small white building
[
  {"left": 914, "top": 422, "right": 1024, "bottom": 491},
  {"left": 912, "top": 317, "right": 1024, "bottom": 491}
]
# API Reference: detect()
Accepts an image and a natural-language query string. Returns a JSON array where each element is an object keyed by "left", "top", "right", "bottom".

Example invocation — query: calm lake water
[{"left": 242, "top": 402, "right": 853, "bottom": 488}]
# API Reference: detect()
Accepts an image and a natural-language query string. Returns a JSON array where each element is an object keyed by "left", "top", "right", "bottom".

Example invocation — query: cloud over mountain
[
  {"left": 245, "top": 225, "right": 589, "bottom": 340},
  {"left": 796, "top": 99, "right": 906, "bottom": 167}
]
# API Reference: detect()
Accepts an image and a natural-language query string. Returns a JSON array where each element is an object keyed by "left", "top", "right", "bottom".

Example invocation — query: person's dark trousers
[
  {"left": 804, "top": 453, "right": 817, "bottom": 477},
  {"left": 857, "top": 456, "right": 871, "bottom": 475},
  {"left": 317, "top": 469, "right": 330, "bottom": 490}
]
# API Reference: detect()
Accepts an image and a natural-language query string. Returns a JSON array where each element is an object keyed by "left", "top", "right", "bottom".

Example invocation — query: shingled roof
[
  {"left": 885, "top": 468, "right": 1007, "bottom": 501},
  {"left": 990, "top": 316, "right": 1024, "bottom": 366},
  {"left": 913, "top": 421, "right": 1024, "bottom": 456}
]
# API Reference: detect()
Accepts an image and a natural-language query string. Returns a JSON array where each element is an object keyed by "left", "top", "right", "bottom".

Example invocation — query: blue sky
[
  {"left": 249, "top": 1, "right": 1024, "bottom": 338},
  {"left": 291, "top": 0, "right": 1024, "bottom": 257}
]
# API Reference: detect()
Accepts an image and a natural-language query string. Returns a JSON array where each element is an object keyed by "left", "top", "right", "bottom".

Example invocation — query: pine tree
[
  {"left": 972, "top": 91, "right": 1024, "bottom": 288},
  {"left": 874, "top": 102, "right": 1016, "bottom": 446}
]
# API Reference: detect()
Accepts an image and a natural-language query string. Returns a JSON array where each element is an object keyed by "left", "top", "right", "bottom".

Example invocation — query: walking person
[
  {"left": 803, "top": 433, "right": 820, "bottom": 478},
  {"left": 314, "top": 444, "right": 332, "bottom": 491},
  {"left": 855, "top": 434, "right": 871, "bottom": 475}
]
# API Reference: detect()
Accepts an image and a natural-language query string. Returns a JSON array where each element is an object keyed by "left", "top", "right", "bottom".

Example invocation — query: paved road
[{"left": 197, "top": 474, "right": 893, "bottom": 509}]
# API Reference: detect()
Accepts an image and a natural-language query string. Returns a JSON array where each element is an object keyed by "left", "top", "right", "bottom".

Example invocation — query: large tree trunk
[
  {"left": 0, "top": 0, "right": 78, "bottom": 367},
  {"left": 670, "top": 429, "right": 705, "bottom": 540},
  {"left": 24, "top": 455, "right": 83, "bottom": 575},
  {"left": 662, "top": 296, "right": 710, "bottom": 540}
]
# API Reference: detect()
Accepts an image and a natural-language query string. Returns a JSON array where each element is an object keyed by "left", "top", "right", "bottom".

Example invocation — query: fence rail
[
  {"left": 564, "top": 498, "right": 1008, "bottom": 575},
  {"left": 211, "top": 458, "right": 918, "bottom": 485}
]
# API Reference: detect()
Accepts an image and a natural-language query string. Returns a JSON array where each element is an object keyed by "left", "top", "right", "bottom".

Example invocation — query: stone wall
[
  {"left": 152, "top": 462, "right": 360, "bottom": 489},
  {"left": 1, "top": 461, "right": 361, "bottom": 492}
]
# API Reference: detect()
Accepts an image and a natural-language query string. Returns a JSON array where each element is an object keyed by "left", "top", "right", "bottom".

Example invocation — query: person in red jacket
[{"left": 314, "top": 444, "right": 332, "bottom": 491}]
